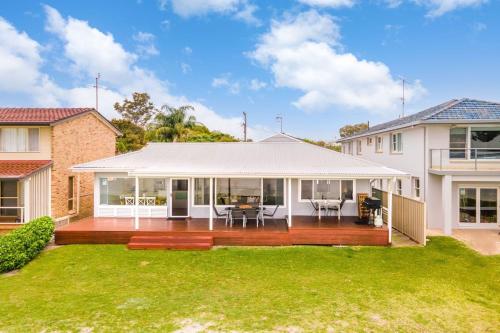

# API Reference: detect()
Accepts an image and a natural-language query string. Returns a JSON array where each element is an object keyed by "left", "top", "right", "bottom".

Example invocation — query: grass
[{"left": 0, "top": 237, "right": 499, "bottom": 332}]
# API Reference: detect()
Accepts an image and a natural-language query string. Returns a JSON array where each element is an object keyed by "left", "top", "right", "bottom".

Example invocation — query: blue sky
[{"left": 1, "top": 0, "right": 499, "bottom": 140}]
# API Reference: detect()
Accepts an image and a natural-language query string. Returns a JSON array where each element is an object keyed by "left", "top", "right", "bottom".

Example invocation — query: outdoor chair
[
  {"left": 244, "top": 208, "right": 260, "bottom": 228},
  {"left": 213, "top": 205, "right": 230, "bottom": 226},
  {"left": 230, "top": 208, "right": 246, "bottom": 228},
  {"left": 309, "top": 199, "right": 327, "bottom": 216},
  {"left": 261, "top": 205, "right": 280, "bottom": 226},
  {"left": 327, "top": 198, "right": 346, "bottom": 220}
]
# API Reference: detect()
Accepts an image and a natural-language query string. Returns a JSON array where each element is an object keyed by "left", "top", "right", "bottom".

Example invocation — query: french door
[
  {"left": 459, "top": 186, "right": 499, "bottom": 227},
  {"left": 170, "top": 179, "right": 189, "bottom": 218}
]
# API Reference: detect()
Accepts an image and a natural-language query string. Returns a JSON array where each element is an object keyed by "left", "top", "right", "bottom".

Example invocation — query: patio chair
[
  {"left": 230, "top": 208, "right": 246, "bottom": 228},
  {"left": 244, "top": 208, "right": 260, "bottom": 228},
  {"left": 213, "top": 205, "right": 230, "bottom": 226},
  {"left": 261, "top": 205, "right": 280, "bottom": 226},
  {"left": 327, "top": 198, "right": 346, "bottom": 220},
  {"left": 309, "top": 199, "right": 326, "bottom": 216}
]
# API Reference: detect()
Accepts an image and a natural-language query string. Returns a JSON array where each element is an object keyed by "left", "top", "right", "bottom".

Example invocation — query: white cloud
[
  {"left": 298, "top": 0, "right": 355, "bottom": 8},
  {"left": 133, "top": 31, "right": 159, "bottom": 57},
  {"left": 180, "top": 62, "right": 192, "bottom": 74},
  {"left": 212, "top": 73, "right": 240, "bottom": 94},
  {"left": 0, "top": 8, "right": 269, "bottom": 140},
  {"left": 249, "top": 79, "right": 267, "bottom": 91},
  {"left": 170, "top": 0, "right": 261, "bottom": 26},
  {"left": 183, "top": 46, "right": 193, "bottom": 55},
  {"left": 415, "top": 0, "right": 487, "bottom": 17},
  {"left": 249, "top": 10, "right": 425, "bottom": 114},
  {"left": 158, "top": 0, "right": 168, "bottom": 11}
]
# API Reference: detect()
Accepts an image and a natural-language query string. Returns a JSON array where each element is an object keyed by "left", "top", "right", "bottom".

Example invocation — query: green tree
[
  {"left": 113, "top": 92, "right": 157, "bottom": 127},
  {"left": 303, "top": 139, "right": 341, "bottom": 152},
  {"left": 111, "top": 119, "right": 146, "bottom": 153},
  {"left": 339, "top": 122, "right": 369, "bottom": 138},
  {"left": 149, "top": 105, "right": 197, "bottom": 142}
]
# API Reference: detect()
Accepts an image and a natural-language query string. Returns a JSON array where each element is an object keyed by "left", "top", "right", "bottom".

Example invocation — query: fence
[{"left": 372, "top": 188, "right": 426, "bottom": 245}]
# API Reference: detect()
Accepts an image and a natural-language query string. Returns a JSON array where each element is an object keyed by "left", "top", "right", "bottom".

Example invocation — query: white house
[
  {"left": 71, "top": 134, "right": 406, "bottom": 235},
  {"left": 338, "top": 98, "right": 500, "bottom": 234}
]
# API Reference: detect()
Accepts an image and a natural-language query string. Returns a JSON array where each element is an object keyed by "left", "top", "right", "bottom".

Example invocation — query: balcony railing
[
  {"left": 429, "top": 148, "right": 500, "bottom": 171},
  {"left": 0, "top": 206, "right": 25, "bottom": 223}
]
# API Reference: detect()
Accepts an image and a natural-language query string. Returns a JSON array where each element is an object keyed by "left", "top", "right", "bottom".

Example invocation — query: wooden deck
[{"left": 55, "top": 216, "right": 388, "bottom": 246}]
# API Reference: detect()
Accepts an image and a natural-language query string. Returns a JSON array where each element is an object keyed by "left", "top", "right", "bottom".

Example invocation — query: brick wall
[{"left": 51, "top": 113, "right": 116, "bottom": 219}]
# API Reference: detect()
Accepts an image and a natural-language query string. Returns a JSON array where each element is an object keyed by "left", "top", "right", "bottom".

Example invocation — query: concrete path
[{"left": 428, "top": 228, "right": 500, "bottom": 255}]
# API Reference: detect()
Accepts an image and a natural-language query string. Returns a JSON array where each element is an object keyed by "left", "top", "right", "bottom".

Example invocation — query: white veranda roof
[{"left": 72, "top": 134, "right": 407, "bottom": 178}]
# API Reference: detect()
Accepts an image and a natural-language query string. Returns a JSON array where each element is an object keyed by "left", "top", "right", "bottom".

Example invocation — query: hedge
[{"left": 0, "top": 216, "right": 54, "bottom": 273}]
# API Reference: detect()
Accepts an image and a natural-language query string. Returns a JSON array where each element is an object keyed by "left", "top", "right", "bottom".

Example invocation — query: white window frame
[
  {"left": 412, "top": 177, "right": 420, "bottom": 199},
  {"left": 367, "top": 137, "right": 373, "bottom": 146},
  {"left": 391, "top": 132, "right": 403, "bottom": 154},
  {"left": 356, "top": 140, "right": 362, "bottom": 155},
  {"left": 0, "top": 127, "right": 41, "bottom": 153},
  {"left": 457, "top": 185, "right": 499, "bottom": 227},
  {"left": 396, "top": 179, "right": 402, "bottom": 195},
  {"left": 213, "top": 178, "right": 287, "bottom": 208},
  {"left": 375, "top": 136, "right": 383, "bottom": 153},
  {"left": 298, "top": 179, "right": 356, "bottom": 203},
  {"left": 347, "top": 142, "right": 353, "bottom": 155}
]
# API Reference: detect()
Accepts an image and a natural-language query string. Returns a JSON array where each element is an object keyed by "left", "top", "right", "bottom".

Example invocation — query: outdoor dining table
[
  {"left": 225, "top": 205, "right": 265, "bottom": 227},
  {"left": 313, "top": 199, "right": 342, "bottom": 221}
]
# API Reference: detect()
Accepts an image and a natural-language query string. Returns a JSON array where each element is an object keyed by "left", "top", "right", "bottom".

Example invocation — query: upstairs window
[
  {"left": 396, "top": 179, "right": 402, "bottom": 195},
  {"left": 0, "top": 128, "right": 39, "bottom": 152},
  {"left": 375, "top": 136, "right": 383, "bottom": 153},
  {"left": 449, "top": 127, "right": 467, "bottom": 159},
  {"left": 470, "top": 127, "right": 500, "bottom": 159},
  {"left": 391, "top": 133, "right": 403, "bottom": 153},
  {"left": 367, "top": 137, "right": 373, "bottom": 145},
  {"left": 412, "top": 177, "right": 421, "bottom": 199}
]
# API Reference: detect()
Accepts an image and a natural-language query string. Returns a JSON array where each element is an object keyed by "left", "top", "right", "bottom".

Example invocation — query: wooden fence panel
[{"left": 372, "top": 188, "right": 426, "bottom": 245}]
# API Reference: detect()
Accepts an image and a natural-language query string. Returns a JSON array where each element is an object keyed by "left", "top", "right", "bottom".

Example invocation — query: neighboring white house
[
  {"left": 338, "top": 98, "right": 500, "bottom": 234},
  {"left": 71, "top": 133, "right": 406, "bottom": 233}
]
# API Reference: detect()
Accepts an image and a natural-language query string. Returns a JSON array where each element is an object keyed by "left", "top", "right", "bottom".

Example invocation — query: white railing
[
  {"left": 0, "top": 206, "right": 25, "bottom": 223},
  {"left": 430, "top": 148, "right": 500, "bottom": 171}
]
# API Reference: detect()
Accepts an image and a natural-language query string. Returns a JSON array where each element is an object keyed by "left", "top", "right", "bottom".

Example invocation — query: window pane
[
  {"left": 459, "top": 188, "right": 476, "bottom": 223},
  {"left": 471, "top": 127, "right": 500, "bottom": 159},
  {"left": 0, "top": 128, "right": 18, "bottom": 152},
  {"left": 99, "top": 177, "right": 135, "bottom": 205},
  {"left": 68, "top": 177, "right": 75, "bottom": 211},
  {"left": 194, "top": 178, "right": 210, "bottom": 205},
  {"left": 139, "top": 178, "right": 167, "bottom": 205},
  {"left": 300, "top": 180, "right": 313, "bottom": 200},
  {"left": 28, "top": 128, "right": 39, "bottom": 152},
  {"left": 263, "top": 178, "right": 284, "bottom": 205},
  {"left": 450, "top": 128, "right": 466, "bottom": 159},
  {"left": 314, "top": 180, "right": 339, "bottom": 200},
  {"left": 480, "top": 188, "right": 497, "bottom": 223},
  {"left": 216, "top": 178, "right": 260, "bottom": 205},
  {"left": 0, "top": 180, "right": 18, "bottom": 216},
  {"left": 341, "top": 180, "right": 353, "bottom": 200}
]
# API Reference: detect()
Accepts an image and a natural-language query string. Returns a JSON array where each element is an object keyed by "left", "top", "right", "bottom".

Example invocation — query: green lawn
[{"left": 0, "top": 237, "right": 499, "bottom": 332}]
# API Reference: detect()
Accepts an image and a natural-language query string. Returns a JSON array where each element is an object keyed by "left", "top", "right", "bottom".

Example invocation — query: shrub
[{"left": 0, "top": 216, "right": 54, "bottom": 273}]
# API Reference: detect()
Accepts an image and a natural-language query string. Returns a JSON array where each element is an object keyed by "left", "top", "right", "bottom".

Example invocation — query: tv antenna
[
  {"left": 398, "top": 75, "right": 406, "bottom": 117},
  {"left": 242, "top": 112, "right": 247, "bottom": 142},
  {"left": 93, "top": 73, "right": 101, "bottom": 112},
  {"left": 276, "top": 114, "right": 283, "bottom": 133}
]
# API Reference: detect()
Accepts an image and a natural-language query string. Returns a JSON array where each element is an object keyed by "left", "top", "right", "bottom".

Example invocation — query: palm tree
[{"left": 151, "top": 105, "right": 196, "bottom": 142}]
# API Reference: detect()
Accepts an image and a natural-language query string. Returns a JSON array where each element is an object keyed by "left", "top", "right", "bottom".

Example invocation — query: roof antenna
[
  {"left": 93, "top": 73, "right": 101, "bottom": 112},
  {"left": 242, "top": 112, "right": 247, "bottom": 142},
  {"left": 276, "top": 114, "right": 283, "bottom": 133},
  {"left": 398, "top": 75, "right": 406, "bottom": 118}
]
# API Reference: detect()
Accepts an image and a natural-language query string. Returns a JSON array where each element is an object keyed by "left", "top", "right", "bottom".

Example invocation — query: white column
[
  {"left": 23, "top": 179, "right": 30, "bottom": 222},
  {"left": 387, "top": 177, "right": 394, "bottom": 244},
  {"left": 209, "top": 177, "right": 214, "bottom": 231},
  {"left": 287, "top": 178, "right": 292, "bottom": 227},
  {"left": 442, "top": 175, "right": 452, "bottom": 235},
  {"left": 134, "top": 176, "right": 139, "bottom": 230}
]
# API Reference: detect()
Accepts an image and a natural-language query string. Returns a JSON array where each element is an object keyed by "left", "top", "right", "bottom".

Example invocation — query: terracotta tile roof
[
  {"left": 0, "top": 108, "right": 95, "bottom": 124},
  {"left": 0, "top": 160, "right": 52, "bottom": 179}
]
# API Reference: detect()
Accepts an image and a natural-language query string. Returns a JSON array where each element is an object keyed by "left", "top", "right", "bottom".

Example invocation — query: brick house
[{"left": 0, "top": 108, "right": 119, "bottom": 225}]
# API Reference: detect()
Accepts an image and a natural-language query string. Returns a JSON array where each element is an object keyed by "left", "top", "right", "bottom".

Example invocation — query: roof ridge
[{"left": 421, "top": 99, "right": 463, "bottom": 120}]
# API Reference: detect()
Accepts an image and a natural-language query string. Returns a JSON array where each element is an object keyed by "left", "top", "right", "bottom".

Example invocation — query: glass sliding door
[
  {"left": 0, "top": 180, "right": 18, "bottom": 217},
  {"left": 470, "top": 127, "right": 500, "bottom": 159},
  {"left": 459, "top": 187, "right": 498, "bottom": 226},
  {"left": 480, "top": 188, "right": 497, "bottom": 224},
  {"left": 171, "top": 179, "right": 189, "bottom": 217}
]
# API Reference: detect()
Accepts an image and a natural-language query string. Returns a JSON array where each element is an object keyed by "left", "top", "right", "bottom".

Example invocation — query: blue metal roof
[{"left": 339, "top": 98, "right": 500, "bottom": 141}]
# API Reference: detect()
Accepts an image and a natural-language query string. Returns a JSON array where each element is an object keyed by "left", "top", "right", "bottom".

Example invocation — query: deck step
[{"left": 127, "top": 235, "right": 213, "bottom": 250}]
